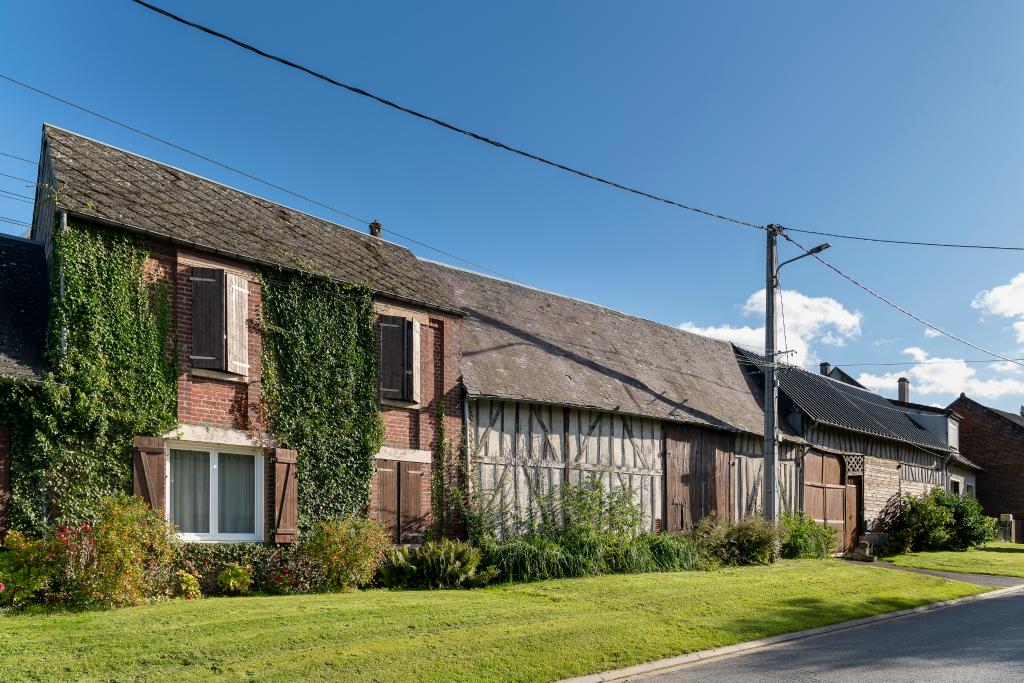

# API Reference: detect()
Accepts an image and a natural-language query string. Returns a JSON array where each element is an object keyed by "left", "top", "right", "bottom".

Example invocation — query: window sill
[
  {"left": 191, "top": 368, "right": 248, "bottom": 383},
  {"left": 381, "top": 398, "right": 421, "bottom": 409},
  {"left": 178, "top": 534, "right": 263, "bottom": 543}
]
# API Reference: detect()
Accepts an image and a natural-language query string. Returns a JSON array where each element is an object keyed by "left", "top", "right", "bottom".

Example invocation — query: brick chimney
[
  {"left": 898, "top": 377, "right": 910, "bottom": 402},
  {"left": 820, "top": 362, "right": 831, "bottom": 376},
  {"left": 369, "top": 220, "right": 382, "bottom": 238}
]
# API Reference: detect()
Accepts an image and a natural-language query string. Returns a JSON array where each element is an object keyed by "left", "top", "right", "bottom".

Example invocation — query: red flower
[
  {"left": 0, "top": 582, "right": 6, "bottom": 592},
  {"left": 80, "top": 524, "right": 91, "bottom": 533}
]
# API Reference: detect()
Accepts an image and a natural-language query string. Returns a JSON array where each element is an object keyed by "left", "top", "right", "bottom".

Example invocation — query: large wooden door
[
  {"left": 664, "top": 424, "right": 734, "bottom": 532},
  {"left": 803, "top": 451, "right": 847, "bottom": 553}
]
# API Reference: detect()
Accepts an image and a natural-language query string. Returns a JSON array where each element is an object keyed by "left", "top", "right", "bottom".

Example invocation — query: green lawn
[
  {"left": 885, "top": 542, "right": 1024, "bottom": 577},
  {"left": 0, "top": 560, "right": 984, "bottom": 682}
]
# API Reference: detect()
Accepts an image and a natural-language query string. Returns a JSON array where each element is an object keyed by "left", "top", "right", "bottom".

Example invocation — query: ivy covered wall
[
  {"left": 259, "top": 269, "right": 384, "bottom": 527},
  {"left": 6, "top": 220, "right": 178, "bottom": 532}
]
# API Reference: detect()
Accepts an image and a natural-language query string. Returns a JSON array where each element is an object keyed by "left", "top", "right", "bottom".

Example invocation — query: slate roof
[
  {"left": 428, "top": 262, "right": 770, "bottom": 435},
  {"left": 41, "top": 125, "right": 455, "bottom": 311},
  {"left": 0, "top": 235, "right": 48, "bottom": 382},
  {"left": 735, "top": 349, "right": 951, "bottom": 452},
  {"left": 949, "top": 452, "right": 983, "bottom": 472}
]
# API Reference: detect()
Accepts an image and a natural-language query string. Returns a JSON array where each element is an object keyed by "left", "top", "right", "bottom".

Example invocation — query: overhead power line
[
  {"left": 803, "top": 358, "right": 1024, "bottom": 368},
  {"left": 786, "top": 226, "right": 1024, "bottom": 252},
  {"left": 0, "top": 215, "right": 30, "bottom": 227},
  {"left": 0, "top": 151, "right": 34, "bottom": 164},
  {"left": 780, "top": 230, "right": 1024, "bottom": 369},
  {"left": 0, "top": 171, "right": 35, "bottom": 184},
  {"left": 128, "top": 0, "right": 764, "bottom": 231},
  {"left": 129, "top": 1, "right": 1024, "bottom": 254},
  {"left": 0, "top": 73, "right": 508, "bottom": 278}
]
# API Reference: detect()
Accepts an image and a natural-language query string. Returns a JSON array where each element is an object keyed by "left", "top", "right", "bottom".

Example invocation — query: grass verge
[
  {"left": 0, "top": 559, "right": 985, "bottom": 682},
  {"left": 885, "top": 542, "right": 1024, "bottom": 577}
]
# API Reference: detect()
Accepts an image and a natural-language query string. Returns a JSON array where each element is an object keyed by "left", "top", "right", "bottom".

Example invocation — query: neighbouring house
[
  {"left": 0, "top": 233, "right": 49, "bottom": 537},
  {"left": 888, "top": 379, "right": 980, "bottom": 499},
  {"left": 7, "top": 125, "right": 463, "bottom": 544},
  {"left": 949, "top": 393, "right": 1024, "bottom": 541},
  {"left": 432, "top": 263, "right": 954, "bottom": 553}
]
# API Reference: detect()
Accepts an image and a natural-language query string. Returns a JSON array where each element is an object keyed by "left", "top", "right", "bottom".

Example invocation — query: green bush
[
  {"left": 295, "top": 517, "right": 391, "bottom": 592},
  {"left": 642, "top": 533, "right": 719, "bottom": 572},
  {"left": 0, "top": 531, "right": 55, "bottom": 608},
  {"left": 175, "top": 570, "right": 202, "bottom": 600},
  {"left": 691, "top": 515, "right": 780, "bottom": 566},
  {"left": 216, "top": 563, "right": 253, "bottom": 595},
  {"left": 177, "top": 542, "right": 287, "bottom": 595},
  {"left": 379, "top": 539, "right": 498, "bottom": 589},
  {"left": 780, "top": 512, "right": 837, "bottom": 559},
  {"left": 878, "top": 488, "right": 997, "bottom": 554}
]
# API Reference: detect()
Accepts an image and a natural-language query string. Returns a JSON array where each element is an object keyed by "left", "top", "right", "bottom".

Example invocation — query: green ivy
[
  {"left": 5, "top": 220, "right": 177, "bottom": 532},
  {"left": 259, "top": 269, "right": 384, "bottom": 527}
]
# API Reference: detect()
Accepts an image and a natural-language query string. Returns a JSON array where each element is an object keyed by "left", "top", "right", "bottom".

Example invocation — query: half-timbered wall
[
  {"left": 804, "top": 424, "right": 943, "bottom": 486},
  {"left": 469, "top": 399, "right": 664, "bottom": 532}
]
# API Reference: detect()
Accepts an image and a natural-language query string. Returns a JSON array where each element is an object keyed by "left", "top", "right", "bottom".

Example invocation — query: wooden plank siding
[
  {"left": 469, "top": 399, "right": 663, "bottom": 533},
  {"left": 804, "top": 423, "right": 944, "bottom": 486}
]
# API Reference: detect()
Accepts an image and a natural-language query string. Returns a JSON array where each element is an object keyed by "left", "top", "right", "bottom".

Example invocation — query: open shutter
[
  {"left": 190, "top": 267, "right": 226, "bottom": 370},
  {"left": 271, "top": 448, "right": 299, "bottom": 543},
  {"left": 225, "top": 273, "right": 249, "bottom": 376},
  {"left": 132, "top": 436, "right": 166, "bottom": 511},
  {"left": 379, "top": 315, "right": 406, "bottom": 400},
  {"left": 403, "top": 318, "right": 415, "bottom": 402}
]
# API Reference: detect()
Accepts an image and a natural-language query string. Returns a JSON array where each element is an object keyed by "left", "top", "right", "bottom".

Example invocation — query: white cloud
[
  {"left": 923, "top": 328, "right": 942, "bottom": 338},
  {"left": 857, "top": 347, "right": 1024, "bottom": 400},
  {"left": 972, "top": 273, "right": 1024, "bottom": 343},
  {"left": 679, "top": 288, "right": 861, "bottom": 365}
]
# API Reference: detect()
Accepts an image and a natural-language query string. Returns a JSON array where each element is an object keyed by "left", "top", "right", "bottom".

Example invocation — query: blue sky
[{"left": 2, "top": 1, "right": 1023, "bottom": 409}]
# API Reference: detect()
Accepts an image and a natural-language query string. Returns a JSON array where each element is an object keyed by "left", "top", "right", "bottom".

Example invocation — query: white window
[{"left": 167, "top": 444, "right": 263, "bottom": 542}]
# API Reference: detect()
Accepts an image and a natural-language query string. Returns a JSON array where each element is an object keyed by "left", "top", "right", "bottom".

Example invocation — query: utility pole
[{"left": 763, "top": 225, "right": 780, "bottom": 524}]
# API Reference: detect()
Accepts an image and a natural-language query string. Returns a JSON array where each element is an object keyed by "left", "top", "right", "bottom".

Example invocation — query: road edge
[{"left": 560, "top": 581, "right": 1024, "bottom": 683}]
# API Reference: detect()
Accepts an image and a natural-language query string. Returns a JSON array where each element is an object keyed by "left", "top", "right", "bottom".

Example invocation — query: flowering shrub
[
  {"left": 175, "top": 569, "right": 202, "bottom": 600},
  {"left": 216, "top": 563, "right": 253, "bottom": 595},
  {"left": 0, "top": 531, "right": 55, "bottom": 608},
  {"left": 264, "top": 564, "right": 310, "bottom": 595},
  {"left": 295, "top": 517, "right": 391, "bottom": 591}
]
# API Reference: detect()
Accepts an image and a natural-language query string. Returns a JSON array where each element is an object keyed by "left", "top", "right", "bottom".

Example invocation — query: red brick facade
[
  {"left": 142, "top": 242, "right": 463, "bottom": 541},
  {"left": 950, "top": 396, "right": 1024, "bottom": 521}
]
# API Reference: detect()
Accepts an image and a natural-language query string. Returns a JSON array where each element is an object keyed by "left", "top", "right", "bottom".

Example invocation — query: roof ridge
[
  {"left": 0, "top": 232, "right": 43, "bottom": 246},
  {"left": 41, "top": 124, "right": 416, "bottom": 257}
]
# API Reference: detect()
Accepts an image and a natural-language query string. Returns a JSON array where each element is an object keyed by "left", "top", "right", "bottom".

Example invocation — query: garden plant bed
[
  {"left": 0, "top": 559, "right": 985, "bottom": 682},
  {"left": 885, "top": 542, "right": 1024, "bottom": 578}
]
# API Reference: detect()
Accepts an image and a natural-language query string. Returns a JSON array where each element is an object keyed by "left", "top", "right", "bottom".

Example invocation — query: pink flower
[{"left": 0, "top": 582, "right": 6, "bottom": 592}]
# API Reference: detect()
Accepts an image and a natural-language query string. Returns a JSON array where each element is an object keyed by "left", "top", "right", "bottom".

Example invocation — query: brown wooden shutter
[
  {"left": 379, "top": 315, "right": 407, "bottom": 400},
  {"left": 402, "top": 318, "right": 414, "bottom": 402},
  {"left": 225, "top": 273, "right": 249, "bottom": 376},
  {"left": 399, "top": 461, "right": 429, "bottom": 543},
  {"left": 271, "top": 448, "right": 299, "bottom": 543},
  {"left": 190, "top": 267, "right": 226, "bottom": 370},
  {"left": 132, "top": 436, "right": 166, "bottom": 511},
  {"left": 371, "top": 459, "right": 400, "bottom": 542}
]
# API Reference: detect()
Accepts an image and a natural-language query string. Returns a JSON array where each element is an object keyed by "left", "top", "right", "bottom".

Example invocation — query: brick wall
[
  {"left": 148, "top": 243, "right": 464, "bottom": 537},
  {"left": 163, "top": 247, "right": 263, "bottom": 432},
  {"left": 950, "top": 396, "right": 1024, "bottom": 519}
]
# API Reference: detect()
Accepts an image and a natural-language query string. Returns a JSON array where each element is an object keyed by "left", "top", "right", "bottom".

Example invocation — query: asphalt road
[{"left": 643, "top": 590, "right": 1024, "bottom": 682}]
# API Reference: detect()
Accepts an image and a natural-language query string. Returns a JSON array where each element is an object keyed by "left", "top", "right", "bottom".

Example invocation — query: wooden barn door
[
  {"left": 803, "top": 451, "right": 848, "bottom": 553},
  {"left": 371, "top": 459, "right": 430, "bottom": 544},
  {"left": 664, "top": 424, "right": 734, "bottom": 532}
]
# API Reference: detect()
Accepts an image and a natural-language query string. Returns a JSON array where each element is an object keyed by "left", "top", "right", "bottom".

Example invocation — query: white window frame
[{"left": 164, "top": 440, "right": 264, "bottom": 542}]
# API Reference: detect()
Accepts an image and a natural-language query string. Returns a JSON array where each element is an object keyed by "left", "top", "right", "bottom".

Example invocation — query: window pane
[
  {"left": 219, "top": 453, "right": 256, "bottom": 534},
  {"left": 170, "top": 450, "right": 210, "bottom": 533}
]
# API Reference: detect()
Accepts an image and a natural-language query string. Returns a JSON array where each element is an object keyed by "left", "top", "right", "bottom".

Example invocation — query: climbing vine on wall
[
  {"left": 258, "top": 268, "right": 383, "bottom": 527},
  {"left": 7, "top": 220, "right": 177, "bottom": 532}
]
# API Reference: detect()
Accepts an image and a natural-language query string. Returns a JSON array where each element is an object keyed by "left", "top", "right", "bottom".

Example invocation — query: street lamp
[{"left": 763, "top": 225, "right": 832, "bottom": 524}]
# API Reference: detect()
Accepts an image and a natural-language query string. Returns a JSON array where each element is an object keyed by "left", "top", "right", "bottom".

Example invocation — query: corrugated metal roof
[{"left": 736, "top": 348, "right": 951, "bottom": 452}]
